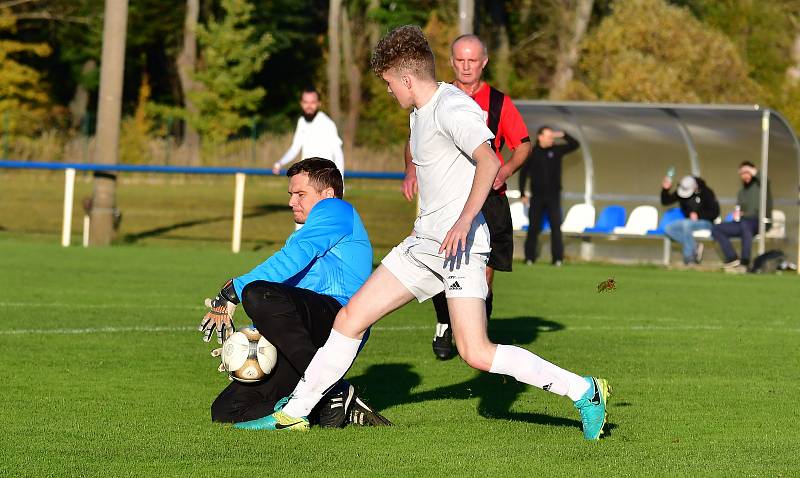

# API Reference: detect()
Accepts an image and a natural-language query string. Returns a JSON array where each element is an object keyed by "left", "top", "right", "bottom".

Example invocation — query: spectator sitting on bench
[
  {"left": 661, "top": 174, "right": 720, "bottom": 265},
  {"left": 712, "top": 161, "right": 772, "bottom": 273}
]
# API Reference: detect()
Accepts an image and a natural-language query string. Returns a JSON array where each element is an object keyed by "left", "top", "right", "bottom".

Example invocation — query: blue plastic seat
[
  {"left": 647, "top": 207, "right": 684, "bottom": 235},
  {"left": 522, "top": 215, "right": 548, "bottom": 232},
  {"left": 521, "top": 208, "right": 560, "bottom": 232},
  {"left": 583, "top": 205, "right": 626, "bottom": 233}
]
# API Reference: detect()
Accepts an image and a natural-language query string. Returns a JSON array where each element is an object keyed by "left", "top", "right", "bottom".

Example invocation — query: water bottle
[
  {"left": 734, "top": 205, "right": 741, "bottom": 222},
  {"left": 666, "top": 166, "right": 676, "bottom": 179}
]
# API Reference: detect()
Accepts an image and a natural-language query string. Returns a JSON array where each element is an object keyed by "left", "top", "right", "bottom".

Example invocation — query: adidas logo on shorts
[{"left": 448, "top": 281, "right": 462, "bottom": 291}]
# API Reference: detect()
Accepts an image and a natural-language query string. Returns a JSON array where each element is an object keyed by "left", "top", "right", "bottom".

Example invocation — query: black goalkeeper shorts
[{"left": 481, "top": 192, "right": 514, "bottom": 272}]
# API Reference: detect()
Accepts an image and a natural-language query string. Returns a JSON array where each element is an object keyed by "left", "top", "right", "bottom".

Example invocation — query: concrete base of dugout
[{"left": 512, "top": 231, "right": 788, "bottom": 268}]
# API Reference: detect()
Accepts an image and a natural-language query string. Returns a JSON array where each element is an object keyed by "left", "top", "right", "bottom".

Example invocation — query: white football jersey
[
  {"left": 409, "top": 83, "right": 494, "bottom": 253},
  {"left": 276, "top": 111, "right": 345, "bottom": 174}
]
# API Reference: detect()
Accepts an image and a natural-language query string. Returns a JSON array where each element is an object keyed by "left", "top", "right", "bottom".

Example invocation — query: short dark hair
[
  {"left": 287, "top": 158, "right": 344, "bottom": 199},
  {"left": 371, "top": 25, "right": 435, "bottom": 80},
  {"left": 301, "top": 86, "right": 320, "bottom": 101},
  {"left": 739, "top": 161, "right": 756, "bottom": 169},
  {"left": 536, "top": 126, "right": 552, "bottom": 136}
]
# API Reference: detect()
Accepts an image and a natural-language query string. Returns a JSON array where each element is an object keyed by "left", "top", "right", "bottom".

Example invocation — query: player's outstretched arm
[
  {"left": 272, "top": 119, "right": 304, "bottom": 174},
  {"left": 440, "top": 142, "right": 500, "bottom": 258},
  {"left": 199, "top": 279, "right": 239, "bottom": 343}
]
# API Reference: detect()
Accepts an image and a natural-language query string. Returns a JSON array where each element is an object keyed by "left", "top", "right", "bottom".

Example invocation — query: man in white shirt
[
  {"left": 272, "top": 87, "right": 344, "bottom": 176},
  {"left": 235, "top": 25, "right": 612, "bottom": 441},
  {"left": 403, "top": 33, "right": 532, "bottom": 360}
]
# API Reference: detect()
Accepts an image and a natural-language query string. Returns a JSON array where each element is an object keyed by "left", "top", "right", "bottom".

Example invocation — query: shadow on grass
[
  {"left": 121, "top": 203, "right": 286, "bottom": 243},
  {"left": 350, "top": 316, "right": 582, "bottom": 430}
]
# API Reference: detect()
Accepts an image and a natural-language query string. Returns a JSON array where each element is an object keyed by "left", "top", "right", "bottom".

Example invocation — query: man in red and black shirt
[{"left": 402, "top": 34, "right": 531, "bottom": 360}]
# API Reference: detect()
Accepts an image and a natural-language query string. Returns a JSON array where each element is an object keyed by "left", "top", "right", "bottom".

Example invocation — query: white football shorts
[{"left": 381, "top": 235, "right": 489, "bottom": 302}]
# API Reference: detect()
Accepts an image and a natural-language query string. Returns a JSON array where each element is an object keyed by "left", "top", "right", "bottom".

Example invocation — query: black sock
[{"left": 432, "top": 291, "right": 450, "bottom": 325}]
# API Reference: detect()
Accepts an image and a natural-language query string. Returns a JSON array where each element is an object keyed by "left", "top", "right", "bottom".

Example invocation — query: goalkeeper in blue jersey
[{"left": 199, "top": 158, "right": 389, "bottom": 428}]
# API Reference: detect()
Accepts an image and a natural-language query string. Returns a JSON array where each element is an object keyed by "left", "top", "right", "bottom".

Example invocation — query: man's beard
[{"left": 302, "top": 110, "right": 318, "bottom": 122}]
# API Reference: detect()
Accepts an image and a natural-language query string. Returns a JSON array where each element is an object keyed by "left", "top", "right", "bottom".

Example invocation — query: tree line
[{"left": 2, "top": 0, "right": 800, "bottom": 165}]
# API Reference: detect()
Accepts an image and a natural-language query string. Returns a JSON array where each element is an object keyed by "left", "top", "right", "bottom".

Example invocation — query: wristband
[{"left": 219, "top": 279, "right": 240, "bottom": 305}]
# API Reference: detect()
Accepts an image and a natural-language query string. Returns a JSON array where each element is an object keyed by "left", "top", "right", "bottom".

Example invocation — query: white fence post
[
  {"left": 61, "top": 168, "right": 76, "bottom": 247},
  {"left": 232, "top": 172, "right": 246, "bottom": 253},
  {"left": 82, "top": 215, "right": 90, "bottom": 247}
]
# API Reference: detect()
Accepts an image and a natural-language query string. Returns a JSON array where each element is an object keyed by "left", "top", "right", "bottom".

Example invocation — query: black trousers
[
  {"left": 210, "top": 281, "right": 341, "bottom": 423},
  {"left": 525, "top": 194, "right": 563, "bottom": 263},
  {"left": 712, "top": 218, "right": 759, "bottom": 265}
]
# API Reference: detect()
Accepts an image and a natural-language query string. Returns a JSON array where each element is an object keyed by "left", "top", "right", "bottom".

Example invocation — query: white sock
[
  {"left": 489, "top": 344, "right": 590, "bottom": 401},
  {"left": 282, "top": 329, "right": 361, "bottom": 418}
]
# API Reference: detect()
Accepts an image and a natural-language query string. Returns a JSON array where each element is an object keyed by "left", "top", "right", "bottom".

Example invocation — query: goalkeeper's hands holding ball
[{"left": 199, "top": 279, "right": 240, "bottom": 343}]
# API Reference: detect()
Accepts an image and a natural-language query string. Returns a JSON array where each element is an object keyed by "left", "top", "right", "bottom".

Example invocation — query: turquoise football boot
[
  {"left": 573, "top": 376, "right": 611, "bottom": 440},
  {"left": 234, "top": 410, "right": 309, "bottom": 431}
]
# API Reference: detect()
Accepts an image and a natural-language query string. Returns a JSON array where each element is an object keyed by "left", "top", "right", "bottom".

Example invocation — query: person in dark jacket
[
  {"left": 712, "top": 161, "right": 772, "bottom": 272},
  {"left": 518, "top": 126, "right": 580, "bottom": 265},
  {"left": 661, "top": 174, "right": 720, "bottom": 264}
]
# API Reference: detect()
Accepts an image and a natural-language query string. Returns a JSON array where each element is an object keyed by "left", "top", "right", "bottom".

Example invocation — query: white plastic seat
[
  {"left": 561, "top": 203, "right": 595, "bottom": 233},
  {"left": 612, "top": 205, "right": 658, "bottom": 235},
  {"left": 766, "top": 209, "right": 786, "bottom": 239},
  {"left": 510, "top": 200, "right": 529, "bottom": 231}
]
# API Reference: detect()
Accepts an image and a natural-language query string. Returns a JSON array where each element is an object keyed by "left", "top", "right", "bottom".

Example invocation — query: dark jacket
[
  {"left": 737, "top": 173, "right": 772, "bottom": 221},
  {"left": 660, "top": 176, "right": 720, "bottom": 221},
  {"left": 518, "top": 133, "right": 580, "bottom": 197}
]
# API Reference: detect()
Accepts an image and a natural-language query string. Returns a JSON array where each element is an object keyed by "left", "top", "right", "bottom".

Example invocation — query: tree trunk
[
  {"left": 341, "top": 5, "right": 362, "bottom": 160},
  {"left": 90, "top": 0, "right": 128, "bottom": 246},
  {"left": 549, "top": 0, "right": 593, "bottom": 100},
  {"left": 177, "top": 0, "right": 200, "bottom": 166},
  {"left": 367, "top": 0, "right": 380, "bottom": 48},
  {"left": 327, "top": 0, "right": 342, "bottom": 125},
  {"left": 520, "top": 0, "right": 533, "bottom": 25},
  {"left": 787, "top": 33, "right": 800, "bottom": 84},
  {"left": 68, "top": 59, "right": 96, "bottom": 130},
  {"left": 490, "top": 0, "right": 511, "bottom": 92},
  {"left": 496, "top": 24, "right": 511, "bottom": 91}
]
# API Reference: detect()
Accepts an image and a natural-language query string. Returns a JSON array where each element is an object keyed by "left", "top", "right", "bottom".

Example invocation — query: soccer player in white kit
[
  {"left": 272, "top": 86, "right": 345, "bottom": 176},
  {"left": 236, "top": 25, "right": 611, "bottom": 440}
]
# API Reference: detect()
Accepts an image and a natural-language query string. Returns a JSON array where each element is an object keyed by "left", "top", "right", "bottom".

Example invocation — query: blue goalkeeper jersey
[{"left": 233, "top": 198, "right": 372, "bottom": 305}]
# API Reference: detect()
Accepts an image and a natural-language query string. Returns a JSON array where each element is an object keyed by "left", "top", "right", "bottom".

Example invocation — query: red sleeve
[{"left": 498, "top": 96, "right": 529, "bottom": 150}]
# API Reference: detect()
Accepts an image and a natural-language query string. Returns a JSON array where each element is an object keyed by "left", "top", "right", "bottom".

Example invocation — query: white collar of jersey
[{"left": 414, "top": 82, "right": 449, "bottom": 115}]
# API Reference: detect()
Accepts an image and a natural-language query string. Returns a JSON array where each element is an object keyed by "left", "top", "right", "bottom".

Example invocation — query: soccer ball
[{"left": 221, "top": 327, "right": 278, "bottom": 383}]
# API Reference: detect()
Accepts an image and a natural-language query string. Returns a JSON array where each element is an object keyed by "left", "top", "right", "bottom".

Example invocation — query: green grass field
[
  {"left": 0, "top": 170, "right": 415, "bottom": 251},
  {"left": 2, "top": 236, "right": 799, "bottom": 477}
]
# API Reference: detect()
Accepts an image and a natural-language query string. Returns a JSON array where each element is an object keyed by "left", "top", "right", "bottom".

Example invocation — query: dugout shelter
[{"left": 511, "top": 101, "right": 800, "bottom": 264}]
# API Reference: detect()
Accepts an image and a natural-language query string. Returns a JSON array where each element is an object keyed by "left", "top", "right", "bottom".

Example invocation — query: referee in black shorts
[{"left": 402, "top": 34, "right": 531, "bottom": 359}]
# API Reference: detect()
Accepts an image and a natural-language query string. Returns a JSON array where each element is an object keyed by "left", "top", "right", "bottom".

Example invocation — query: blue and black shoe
[
  {"left": 573, "top": 376, "right": 611, "bottom": 440},
  {"left": 234, "top": 410, "right": 309, "bottom": 431}
]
